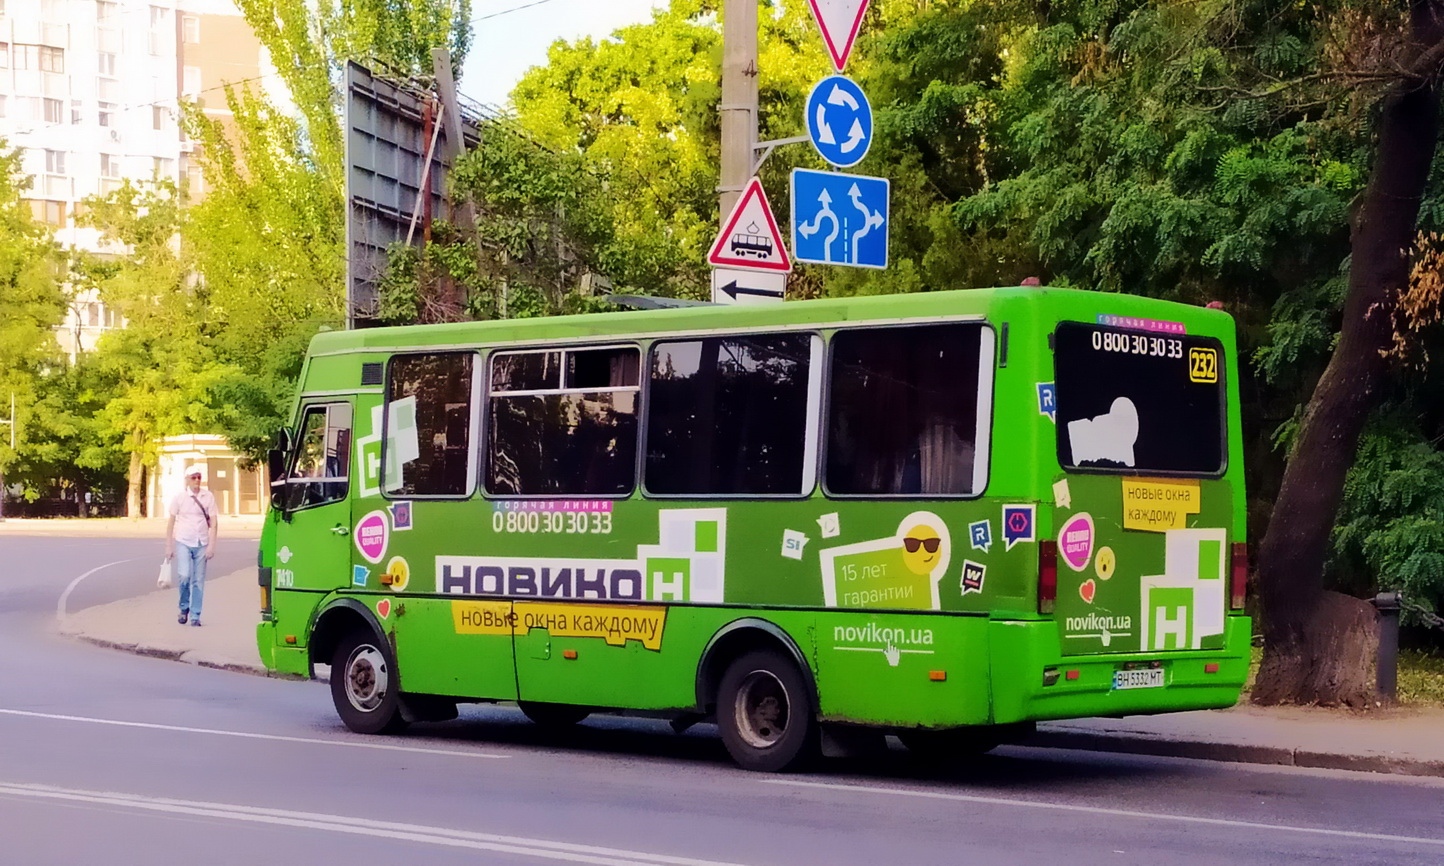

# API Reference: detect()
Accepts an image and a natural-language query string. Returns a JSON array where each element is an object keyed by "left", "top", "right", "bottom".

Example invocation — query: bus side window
[
  {"left": 288, "top": 403, "right": 352, "bottom": 508},
  {"left": 485, "top": 346, "right": 640, "bottom": 496},
  {"left": 645, "top": 334, "right": 816, "bottom": 496},
  {"left": 384, "top": 352, "right": 476, "bottom": 498},
  {"left": 826, "top": 324, "right": 989, "bottom": 497}
]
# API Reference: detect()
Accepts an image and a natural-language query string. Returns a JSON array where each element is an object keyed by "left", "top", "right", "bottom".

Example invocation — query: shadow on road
[{"left": 317, "top": 703, "right": 1180, "bottom": 790}]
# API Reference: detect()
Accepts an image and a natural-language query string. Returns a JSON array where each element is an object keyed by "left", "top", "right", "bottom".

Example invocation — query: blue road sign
[
  {"left": 805, "top": 75, "right": 872, "bottom": 168},
  {"left": 790, "top": 168, "right": 889, "bottom": 269}
]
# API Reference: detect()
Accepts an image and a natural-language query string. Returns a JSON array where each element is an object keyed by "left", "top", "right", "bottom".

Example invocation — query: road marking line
[
  {"left": 0, "top": 708, "right": 508, "bottom": 760},
  {"left": 0, "top": 782, "right": 748, "bottom": 866},
  {"left": 56, "top": 558, "right": 136, "bottom": 620},
  {"left": 767, "top": 779, "right": 1444, "bottom": 848}
]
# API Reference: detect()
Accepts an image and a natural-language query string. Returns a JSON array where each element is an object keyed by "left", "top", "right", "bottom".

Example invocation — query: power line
[{"left": 472, "top": 0, "right": 559, "bottom": 24}]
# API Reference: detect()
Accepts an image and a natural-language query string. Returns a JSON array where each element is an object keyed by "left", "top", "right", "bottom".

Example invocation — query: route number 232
[{"left": 1188, "top": 347, "right": 1218, "bottom": 384}]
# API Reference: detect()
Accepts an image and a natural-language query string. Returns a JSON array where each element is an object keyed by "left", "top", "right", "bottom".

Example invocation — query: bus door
[
  {"left": 374, "top": 350, "right": 520, "bottom": 702},
  {"left": 275, "top": 402, "right": 355, "bottom": 598},
  {"left": 1049, "top": 321, "right": 1233, "bottom": 659}
]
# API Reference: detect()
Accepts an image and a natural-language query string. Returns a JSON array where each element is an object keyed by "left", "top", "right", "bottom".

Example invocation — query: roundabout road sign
[{"left": 806, "top": 75, "right": 872, "bottom": 168}]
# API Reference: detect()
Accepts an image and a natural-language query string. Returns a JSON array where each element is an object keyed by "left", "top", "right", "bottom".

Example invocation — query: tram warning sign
[{"left": 707, "top": 177, "right": 792, "bottom": 272}]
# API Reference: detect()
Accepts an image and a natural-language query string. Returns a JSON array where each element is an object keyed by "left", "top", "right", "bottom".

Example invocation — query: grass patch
[
  {"left": 1244, "top": 645, "right": 1444, "bottom": 707},
  {"left": 1398, "top": 649, "right": 1444, "bottom": 707}
]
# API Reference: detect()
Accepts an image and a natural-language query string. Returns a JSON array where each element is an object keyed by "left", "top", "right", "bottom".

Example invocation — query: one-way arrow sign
[
  {"left": 807, "top": 0, "right": 870, "bottom": 71},
  {"left": 711, "top": 268, "right": 787, "bottom": 304}
]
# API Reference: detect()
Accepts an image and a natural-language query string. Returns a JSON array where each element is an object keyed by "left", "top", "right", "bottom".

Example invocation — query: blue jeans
[{"left": 175, "top": 542, "right": 208, "bottom": 619}]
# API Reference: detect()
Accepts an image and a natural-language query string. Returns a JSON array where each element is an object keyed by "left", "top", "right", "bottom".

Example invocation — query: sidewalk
[{"left": 56, "top": 568, "right": 1444, "bottom": 778}]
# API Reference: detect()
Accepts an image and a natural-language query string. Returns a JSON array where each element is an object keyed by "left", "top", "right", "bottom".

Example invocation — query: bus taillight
[
  {"left": 1230, "top": 542, "right": 1248, "bottom": 610},
  {"left": 1039, "top": 540, "right": 1058, "bottom": 614}
]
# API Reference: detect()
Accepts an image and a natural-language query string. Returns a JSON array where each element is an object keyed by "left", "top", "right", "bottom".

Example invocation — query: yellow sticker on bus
[
  {"left": 1121, "top": 477, "right": 1202, "bottom": 532},
  {"left": 452, "top": 601, "right": 667, "bottom": 650}
]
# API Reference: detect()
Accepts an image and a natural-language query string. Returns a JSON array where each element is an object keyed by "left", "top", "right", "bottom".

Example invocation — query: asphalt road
[{"left": 3, "top": 532, "right": 1444, "bottom": 865}]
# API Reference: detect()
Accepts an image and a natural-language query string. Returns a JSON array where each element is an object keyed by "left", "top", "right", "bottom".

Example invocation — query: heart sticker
[
  {"left": 376, "top": 598, "right": 392, "bottom": 620},
  {"left": 1079, "top": 579, "right": 1096, "bottom": 604}
]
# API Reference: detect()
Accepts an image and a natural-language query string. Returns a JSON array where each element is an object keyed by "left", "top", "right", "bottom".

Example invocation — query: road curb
[
  {"left": 1028, "top": 730, "right": 1444, "bottom": 778},
  {"left": 70, "top": 635, "right": 285, "bottom": 679}
]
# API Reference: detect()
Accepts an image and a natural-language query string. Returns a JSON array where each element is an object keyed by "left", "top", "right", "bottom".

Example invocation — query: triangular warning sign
[
  {"left": 807, "top": 0, "right": 870, "bottom": 71},
  {"left": 707, "top": 178, "right": 792, "bottom": 272}
]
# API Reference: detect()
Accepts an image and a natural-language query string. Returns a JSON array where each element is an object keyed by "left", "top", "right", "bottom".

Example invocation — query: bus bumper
[
  {"left": 256, "top": 621, "right": 310, "bottom": 678},
  {"left": 988, "top": 615, "right": 1252, "bottom": 723}
]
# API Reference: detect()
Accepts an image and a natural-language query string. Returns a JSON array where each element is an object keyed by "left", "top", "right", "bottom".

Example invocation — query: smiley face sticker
[
  {"left": 1095, "top": 546, "right": 1116, "bottom": 581},
  {"left": 901, "top": 523, "right": 943, "bottom": 575},
  {"left": 384, "top": 556, "right": 410, "bottom": 592}
]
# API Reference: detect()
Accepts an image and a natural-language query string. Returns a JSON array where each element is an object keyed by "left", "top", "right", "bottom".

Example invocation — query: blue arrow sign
[
  {"left": 805, "top": 75, "right": 872, "bottom": 168},
  {"left": 790, "top": 169, "right": 888, "bottom": 269}
]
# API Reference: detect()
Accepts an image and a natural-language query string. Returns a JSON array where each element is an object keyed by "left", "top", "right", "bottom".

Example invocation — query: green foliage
[
  {"left": 184, "top": 85, "right": 344, "bottom": 454},
  {"left": 1333, "top": 419, "right": 1444, "bottom": 623},
  {"left": 0, "top": 142, "right": 67, "bottom": 489},
  {"left": 178, "top": 0, "right": 468, "bottom": 454},
  {"left": 73, "top": 182, "right": 222, "bottom": 499},
  {"left": 320, "top": 0, "right": 472, "bottom": 79}
]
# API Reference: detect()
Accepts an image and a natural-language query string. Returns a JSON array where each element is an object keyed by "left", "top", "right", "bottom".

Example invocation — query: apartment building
[
  {"left": 0, "top": 0, "right": 264, "bottom": 358},
  {"left": 1, "top": 0, "right": 268, "bottom": 514}
]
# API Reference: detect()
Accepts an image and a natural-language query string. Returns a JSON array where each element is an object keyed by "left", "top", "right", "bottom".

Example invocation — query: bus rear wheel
[
  {"left": 330, "top": 631, "right": 408, "bottom": 735},
  {"left": 518, "top": 701, "right": 590, "bottom": 729},
  {"left": 717, "top": 649, "right": 818, "bottom": 772}
]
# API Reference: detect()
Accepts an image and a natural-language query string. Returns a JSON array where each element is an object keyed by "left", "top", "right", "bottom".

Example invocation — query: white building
[
  {"left": 0, "top": 0, "right": 265, "bottom": 359},
  {"left": 148, "top": 433, "right": 265, "bottom": 517}
]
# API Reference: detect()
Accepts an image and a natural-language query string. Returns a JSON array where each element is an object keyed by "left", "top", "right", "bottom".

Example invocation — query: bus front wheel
[
  {"left": 717, "top": 649, "right": 818, "bottom": 772},
  {"left": 330, "top": 631, "right": 408, "bottom": 735}
]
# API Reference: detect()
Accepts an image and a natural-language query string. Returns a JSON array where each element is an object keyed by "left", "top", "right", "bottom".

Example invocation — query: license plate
[{"left": 1112, "top": 668, "right": 1164, "bottom": 690}]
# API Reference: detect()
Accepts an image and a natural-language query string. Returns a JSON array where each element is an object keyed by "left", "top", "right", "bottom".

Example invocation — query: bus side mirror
[
  {"left": 267, "top": 449, "right": 287, "bottom": 488},
  {"left": 268, "top": 428, "right": 293, "bottom": 517}
]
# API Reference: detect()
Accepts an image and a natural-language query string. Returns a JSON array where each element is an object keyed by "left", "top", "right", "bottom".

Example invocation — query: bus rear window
[{"left": 1054, "top": 322, "right": 1225, "bottom": 475}]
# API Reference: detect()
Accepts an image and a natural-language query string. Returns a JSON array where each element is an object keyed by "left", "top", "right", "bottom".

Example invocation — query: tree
[
  {"left": 381, "top": 0, "right": 848, "bottom": 319},
  {"left": 77, "top": 180, "right": 222, "bottom": 516},
  {"left": 0, "top": 142, "right": 67, "bottom": 513},
  {"left": 1254, "top": 2, "right": 1444, "bottom": 705},
  {"left": 865, "top": 0, "right": 1444, "bottom": 704},
  {"left": 178, "top": 0, "right": 472, "bottom": 456}
]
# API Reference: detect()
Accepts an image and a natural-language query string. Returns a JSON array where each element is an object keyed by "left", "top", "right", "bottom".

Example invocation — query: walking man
[{"left": 165, "top": 465, "right": 218, "bottom": 626}]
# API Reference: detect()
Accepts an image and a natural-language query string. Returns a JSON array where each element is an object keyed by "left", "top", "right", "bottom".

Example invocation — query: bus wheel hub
[
  {"left": 735, "top": 670, "right": 789, "bottom": 749},
  {"left": 344, "top": 646, "right": 388, "bottom": 712}
]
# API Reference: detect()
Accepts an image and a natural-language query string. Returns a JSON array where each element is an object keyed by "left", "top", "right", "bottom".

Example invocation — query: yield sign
[
  {"left": 707, "top": 177, "right": 792, "bottom": 272},
  {"left": 807, "top": 0, "right": 870, "bottom": 71}
]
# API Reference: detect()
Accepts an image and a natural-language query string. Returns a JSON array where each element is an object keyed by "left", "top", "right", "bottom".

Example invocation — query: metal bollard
[{"left": 1371, "top": 591, "right": 1403, "bottom": 704}]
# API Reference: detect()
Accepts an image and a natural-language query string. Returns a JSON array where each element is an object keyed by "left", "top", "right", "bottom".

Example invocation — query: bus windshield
[{"left": 1054, "top": 321, "right": 1226, "bottom": 476}]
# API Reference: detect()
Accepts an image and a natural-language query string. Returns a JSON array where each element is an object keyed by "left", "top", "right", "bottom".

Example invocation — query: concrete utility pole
[{"left": 719, "top": 0, "right": 759, "bottom": 219}]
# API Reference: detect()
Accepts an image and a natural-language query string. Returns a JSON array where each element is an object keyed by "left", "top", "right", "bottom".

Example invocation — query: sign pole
[{"left": 719, "top": 0, "right": 758, "bottom": 219}]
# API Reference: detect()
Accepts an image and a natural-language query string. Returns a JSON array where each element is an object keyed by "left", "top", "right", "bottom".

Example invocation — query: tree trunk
[
  {"left": 1253, "top": 3, "right": 1444, "bottom": 706},
  {"left": 126, "top": 449, "right": 144, "bottom": 519}
]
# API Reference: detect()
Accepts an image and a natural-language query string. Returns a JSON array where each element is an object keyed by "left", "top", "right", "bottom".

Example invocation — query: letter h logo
[{"left": 647, "top": 557, "right": 690, "bottom": 602}]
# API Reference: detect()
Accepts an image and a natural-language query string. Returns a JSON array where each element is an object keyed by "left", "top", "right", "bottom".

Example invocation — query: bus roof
[{"left": 311, "top": 287, "right": 1234, "bottom": 356}]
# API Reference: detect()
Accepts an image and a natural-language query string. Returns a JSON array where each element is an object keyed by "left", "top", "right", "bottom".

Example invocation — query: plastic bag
[{"left": 156, "top": 559, "right": 173, "bottom": 590}]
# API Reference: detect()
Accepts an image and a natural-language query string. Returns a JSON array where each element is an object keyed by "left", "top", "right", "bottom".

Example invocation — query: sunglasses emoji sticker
[{"left": 901, "top": 525, "right": 943, "bottom": 575}]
